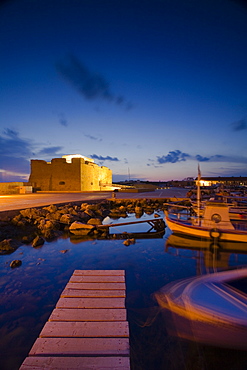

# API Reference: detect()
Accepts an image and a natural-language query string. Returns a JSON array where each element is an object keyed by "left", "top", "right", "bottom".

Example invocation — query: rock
[
  {"left": 22, "top": 235, "right": 35, "bottom": 244},
  {"left": 20, "top": 208, "right": 42, "bottom": 219},
  {"left": 60, "top": 214, "right": 75, "bottom": 224},
  {"left": 43, "top": 204, "right": 57, "bottom": 213},
  {"left": 10, "top": 260, "right": 22, "bottom": 268},
  {"left": 78, "top": 212, "right": 91, "bottom": 222},
  {"left": 0, "top": 239, "right": 16, "bottom": 253},
  {"left": 123, "top": 238, "right": 135, "bottom": 246},
  {"left": 123, "top": 239, "right": 131, "bottom": 246},
  {"left": 87, "top": 218, "right": 102, "bottom": 226},
  {"left": 69, "top": 222, "right": 95, "bottom": 235},
  {"left": 42, "top": 229, "right": 60, "bottom": 241},
  {"left": 32, "top": 236, "right": 45, "bottom": 248},
  {"left": 45, "top": 211, "right": 62, "bottom": 221},
  {"left": 135, "top": 206, "right": 143, "bottom": 214}
]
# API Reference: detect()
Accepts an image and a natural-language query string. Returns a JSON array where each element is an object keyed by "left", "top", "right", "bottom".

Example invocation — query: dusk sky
[{"left": 1, "top": 0, "right": 247, "bottom": 182}]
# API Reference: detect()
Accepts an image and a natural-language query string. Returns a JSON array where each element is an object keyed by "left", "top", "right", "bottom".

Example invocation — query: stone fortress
[{"left": 28, "top": 154, "right": 113, "bottom": 192}]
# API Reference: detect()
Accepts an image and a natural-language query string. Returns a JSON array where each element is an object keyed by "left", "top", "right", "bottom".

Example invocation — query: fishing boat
[
  {"left": 165, "top": 166, "right": 247, "bottom": 242},
  {"left": 155, "top": 268, "right": 247, "bottom": 350},
  {"left": 165, "top": 201, "right": 247, "bottom": 242}
]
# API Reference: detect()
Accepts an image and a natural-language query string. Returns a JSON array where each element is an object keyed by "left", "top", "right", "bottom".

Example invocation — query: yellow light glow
[{"left": 62, "top": 154, "right": 94, "bottom": 163}]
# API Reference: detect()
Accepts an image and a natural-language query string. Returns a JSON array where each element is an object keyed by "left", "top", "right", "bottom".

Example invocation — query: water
[{"left": 0, "top": 212, "right": 247, "bottom": 369}]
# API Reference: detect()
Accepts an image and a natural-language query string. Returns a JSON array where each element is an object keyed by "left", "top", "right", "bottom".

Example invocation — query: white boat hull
[{"left": 165, "top": 215, "right": 247, "bottom": 242}]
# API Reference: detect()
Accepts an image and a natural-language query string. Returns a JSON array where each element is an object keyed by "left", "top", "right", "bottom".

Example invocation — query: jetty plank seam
[{"left": 20, "top": 270, "right": 130, "bottom": 369}]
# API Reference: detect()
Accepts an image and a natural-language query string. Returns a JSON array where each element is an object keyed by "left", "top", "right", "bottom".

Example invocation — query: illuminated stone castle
[{"left": 29, "top": 155, "right": 113, "bottom": 191}]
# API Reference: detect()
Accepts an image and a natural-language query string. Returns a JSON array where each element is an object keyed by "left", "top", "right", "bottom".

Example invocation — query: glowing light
[{"left": 62, "top": 154, "right": 94, "bottom": 163}]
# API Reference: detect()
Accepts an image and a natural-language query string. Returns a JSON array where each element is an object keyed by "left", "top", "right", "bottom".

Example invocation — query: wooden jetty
[{"left": 20, "top": 270, "right": 130, "bottom": 369}]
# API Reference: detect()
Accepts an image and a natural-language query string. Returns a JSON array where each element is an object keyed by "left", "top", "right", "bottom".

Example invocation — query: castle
[{"left": 28, "top": 154, "right": 113, "bottom": 192}]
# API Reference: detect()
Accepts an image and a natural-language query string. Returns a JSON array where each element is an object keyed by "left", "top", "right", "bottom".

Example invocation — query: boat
[
  {"left": 165, "top": 166, "right": 247, "bottom": 242},
  {"left": 155, "top": 268, "right": 247, "bottom": 350},
  {"left": 165, "top": 201, "right": 247, "bottom": 242}
]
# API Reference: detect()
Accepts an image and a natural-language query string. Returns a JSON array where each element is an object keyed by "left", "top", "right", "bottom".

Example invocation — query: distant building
[
  {"left": 197, "top": 176, "right": 247, "bottom": 187},
  {"left": 29, "top": 154, "right": 113, "bottom": 191}
]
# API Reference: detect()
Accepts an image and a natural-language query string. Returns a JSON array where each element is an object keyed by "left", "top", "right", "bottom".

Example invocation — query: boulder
[
  {"left": 87, "top": 218, "right": 102, "bottom": 226},
  {"left": 32, "top": 235, "right": 45, "bottom": 248},
  {"left": 10, "top": 260, "right": 22, "bottom": 268},
  {"left": 0, "top": 239, "right": 16, "bottom": 253},
  {"left": 69, "top": 222, "right": 95, "bottom": 235}
]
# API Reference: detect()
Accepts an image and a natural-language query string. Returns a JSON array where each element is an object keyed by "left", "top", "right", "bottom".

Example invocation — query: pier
[{"left": 20, "top": 270, "right": 130, "bottom": 369}]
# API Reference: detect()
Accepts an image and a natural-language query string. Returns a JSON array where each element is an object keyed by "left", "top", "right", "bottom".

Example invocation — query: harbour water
[{"left": 0, "top": 211, "right": 247, "bottom": 369}]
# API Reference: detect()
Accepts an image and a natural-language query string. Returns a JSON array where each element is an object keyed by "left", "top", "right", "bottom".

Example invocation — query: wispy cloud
[
  {"left": 230, "top": 118, "right": 247, "bottom": 131},
  {"left": 91, "top": 154, "right": 120, "bottom": 162},
  {"left": 58, "top": 113, "right": 68, "bottom": 127},
  {"left": 37, "top": 146, "right": 64, "bottom": 157},
  {"left": 56, "top": 55, "right": 133, "bottom": 110},
  {"left": 84, "top": 134, "right": 102, "bottom": 141}
]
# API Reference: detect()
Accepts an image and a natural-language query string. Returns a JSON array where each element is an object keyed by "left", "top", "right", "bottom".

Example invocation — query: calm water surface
[{"left": 0, "top": 212, "right": 247, "bottom": 370}]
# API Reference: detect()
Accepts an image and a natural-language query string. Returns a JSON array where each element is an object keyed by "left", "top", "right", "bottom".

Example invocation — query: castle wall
[
  {"left": 0, "top": 182, "right": 26, "bottom": 195},
  {"left": 29, "top": 157, "right": 112, "bottom": 191}
]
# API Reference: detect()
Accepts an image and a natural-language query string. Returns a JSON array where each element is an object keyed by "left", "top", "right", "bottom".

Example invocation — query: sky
[{"left": 1, "top": 0, "right": 247, "bottom": 183}]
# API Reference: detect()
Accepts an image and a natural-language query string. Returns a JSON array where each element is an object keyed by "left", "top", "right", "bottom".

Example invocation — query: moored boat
[{"left": 165, "top": 201, "right": 247, "bottom": 242}]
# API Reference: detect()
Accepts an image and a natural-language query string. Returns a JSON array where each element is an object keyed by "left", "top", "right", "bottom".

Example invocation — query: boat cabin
[{"left": 200, "top": 201, "right": 234, "bottom": 230}]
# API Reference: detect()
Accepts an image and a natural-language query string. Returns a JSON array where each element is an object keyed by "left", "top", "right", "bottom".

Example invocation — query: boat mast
[{"left": 197, "top": 164, "right": 201, "bottom": 224}]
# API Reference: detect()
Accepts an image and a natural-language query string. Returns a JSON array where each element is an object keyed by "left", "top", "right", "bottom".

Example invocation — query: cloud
[
  {"left": 230, "top": 119, "right": 247, "bottom": 131},
  {"left": 0, "top": 129, "right": 33, "bottom": 179},
  {"left": 157, "top": 150, "right": 190, "bottom": 164},
  {"left": 37, "top": 146, "right": 64, "bottom": 156},
  {"left": 84, "top": 134, "right": 102, "bottom": 141},
  {"left": 90, "top": 154, "right": 120, "bottom": 162},
  {"left": 56, "top": 55, "right": 133, "bottom": 109},
  {"left": 0, "top": 129, "right": 65, "bottom": 181},
  {"left": 0, "top": 128, "right": 33, "bottom": 158},
  {"left": 58, "top": 113, "right": 68, "bottom": 127},
  {"left": 195, "top": 155, "right": 210, "bottom": 162},
  {"left": 155, "top": 149, "right": 247, "bottom": 167}
]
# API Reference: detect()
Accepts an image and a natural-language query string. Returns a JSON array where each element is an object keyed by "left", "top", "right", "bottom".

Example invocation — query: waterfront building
[{"left": 28, "top": 154, "right": 113, "bottom": 192}]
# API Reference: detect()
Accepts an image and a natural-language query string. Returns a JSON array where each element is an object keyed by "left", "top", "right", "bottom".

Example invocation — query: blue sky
[{"left": 1, "top": 0, "right": 247, "bottom": 182}]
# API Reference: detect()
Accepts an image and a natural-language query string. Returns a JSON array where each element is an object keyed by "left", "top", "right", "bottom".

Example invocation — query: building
[
  {"left": 28, "top": 155, "right": 113, "bottom": 192},
  {"left": 197, "top": 176, "right": 247, "bottom": 187}
]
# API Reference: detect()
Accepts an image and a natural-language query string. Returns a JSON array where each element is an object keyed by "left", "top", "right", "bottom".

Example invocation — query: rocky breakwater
[{"left": 0, "top": 197, "right": 182, "bottom": 265}]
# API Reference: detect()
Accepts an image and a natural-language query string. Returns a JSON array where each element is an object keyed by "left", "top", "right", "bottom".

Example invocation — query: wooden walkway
[{"left": 20, "top": 270, "right": 130, "bottom": 369}]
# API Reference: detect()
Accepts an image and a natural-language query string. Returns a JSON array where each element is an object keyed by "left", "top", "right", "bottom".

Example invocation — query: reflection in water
[
  {"left": 0, "top": 213, "right": 247, "bottom": 369},
  {"left": 165, "top": 233, "right": 247, "bottom": 272}
]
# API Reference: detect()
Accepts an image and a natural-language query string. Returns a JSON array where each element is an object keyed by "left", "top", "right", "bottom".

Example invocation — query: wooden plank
[
  {"left": 65, "top": 283, "right": 126, "bottom": 291},
  {"left": 61, "top": 288, "right": 126, "bottom": 298},
  {"left": 29, "top": 337, "right": 130, "bottom": 356},
  {"left": 73, "top": 270, "right": 125, "bottom": 275},
  {"left": 20, "top": 356, "right": 130, "bottom": 369},
  {"left": 65, "top": 280, "right": 126, "bottom": 290},
  {"left": 20, "top": 270, "right": 130, "bottom": 369},
  {"left": 40, "top": 321, "right": 129, "bottom": 338},
  {"left": 56, "top": 297, "right": 125, "bottom": 309},
  {"left": 49, "top": 308, "right": 127, "bottom": 322},
  {"left": 69, "top": 275, "right": 125, "bottom": 283}
]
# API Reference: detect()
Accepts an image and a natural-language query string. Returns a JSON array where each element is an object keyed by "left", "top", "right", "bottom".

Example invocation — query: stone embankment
[{"left": 0, "top": 198, "right": 189, "bottom": 258}]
